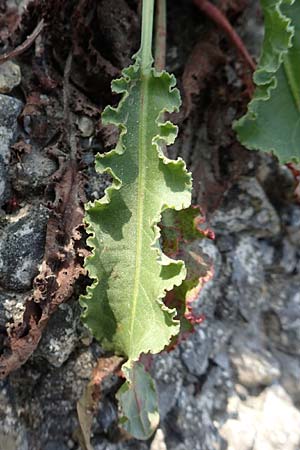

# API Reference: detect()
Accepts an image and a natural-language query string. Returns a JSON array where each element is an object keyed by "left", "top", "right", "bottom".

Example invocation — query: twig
[
  {"left": 193, "top": 0, "right": 256, "bottom": 71},
  {"left": 154, "top": 0, "right": 167, "bottom": 71},
  {"left": 0, "top": 19, "right": 44, "bottom": 65},
  {"left": 63, "top": 51, "right": 77, "bottom": 160}
]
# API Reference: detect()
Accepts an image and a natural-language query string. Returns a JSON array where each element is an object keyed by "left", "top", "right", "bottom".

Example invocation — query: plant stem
[
  {"left": 140, "top": 0, "right": 155, "bottom": 72},
  {"left": 0, "top": 19, "right": 44, "bottom": 65},
  {"left": 193, "top": 0, "right": 256, "bottom": 71},
  {"left": 154, "top": 0, "right": 167, "bottom": 71}
]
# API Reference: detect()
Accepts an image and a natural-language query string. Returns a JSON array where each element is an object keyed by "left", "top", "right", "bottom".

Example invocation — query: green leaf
[
  {"left": 234, "top": 0, "right": 300, "bottom": 162},
  {"left": 80, "top": 0, "right": 191, "bottom": 392},
  {"left": 80, "top": 54, "right": 191, "bottom": 362},
  {"left": 117, "top": 362, "right": 159, "bottom": 440}
]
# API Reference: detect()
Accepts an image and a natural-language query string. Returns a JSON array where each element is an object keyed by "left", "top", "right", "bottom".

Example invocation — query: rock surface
[
  {"left": 0, "top": 155, "right": 10, "bottom": 208},
  {"left": 0, "top": 205, "right": 48, "bottom": 291},
  {"left": 220, "top": 385, "right": 300, "bottom": 450},
  {"left": 0, "top": 94, "right": 23, "bottom": 163},
  {"left": 12, "top": 147, "right": 57, "bottom": 194}
]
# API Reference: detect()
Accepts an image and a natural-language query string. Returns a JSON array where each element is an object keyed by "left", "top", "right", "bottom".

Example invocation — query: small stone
[
  {"left": 0, "top": 61, "right": 21, "bottom": 93},
  {"left": 13, "top": 148, "right": 57, "bottom": 194},
  {"left": 0, "top": 205, "right": 48, "bottom": 291},
  {"left": 150, "top": 429, "right": 167, "bottom": 450},
  {"left": 77, "top": 116, "right": 95, "bottom": 137},
  {"left": 0, "top": 94, "right": 23, "bottom": 163}
]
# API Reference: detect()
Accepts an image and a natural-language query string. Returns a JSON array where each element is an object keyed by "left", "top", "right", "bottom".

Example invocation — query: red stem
[{"left": 193, "top": 0, "right": 256, "bottom": 71}]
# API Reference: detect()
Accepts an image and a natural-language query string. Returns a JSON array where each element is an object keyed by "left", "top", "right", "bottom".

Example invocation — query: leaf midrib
[{"left": 129, "top": 72, "right": 150, "bottom": 358}]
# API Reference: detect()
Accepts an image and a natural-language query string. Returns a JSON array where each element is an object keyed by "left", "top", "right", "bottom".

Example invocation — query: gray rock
[
  {"left": 8, "top": 346, "right": 97, "bottom": 450},
  {"left": 180, "top": 327, "right": 211, "bottom": 377},
  {"left": 0, "top": 62, "right": 21, "bottom": 94},
  {"left": 210, "top": 177, "right": 281, "bottom": 237},
  {"left": 238, "top": 1, "right": 264, "bottom": 59},
  {"left": 0, "top": 205, "right": 48, "bottom": 291},
  {"left": 0, "top": 291, "right": 27, "bottom": 325},
  {"left": 275, "top": 351, "right": 300, "bottom": 404},
  {"left": 262, "top": 276, "right": 300, "bottom": 355},
  {"left": 13, "top": 148, "right": 57, "bottom": 194},
  {"left": 285, "top": 205, "right": 300, "bottom": 246},
  {"left": 0, "top": 298, "right": 6, "bottom": 328},
  {"left": 279, "top": 238, "right": 298, "bottom": 274},
  {"left": 220, "top": 385, "right": 300, "bottom": 450},
  {"left": 164, "top": 366, "right": 230, "bottom": 450},
  {"left": 230, "top": 236, "right": 272, "bottom": 320},
  {"left": 187, "top": 239, "right": 222, "bottom": 320},
  {"left": 0, "top": 155, "right": 10, "bottom": 208},
  {"left": 35, "top": 303, "right": 79, "bottom": 367},
  {"left": 229, "top": 329, "right": 281, "bottom": 388},
  {"left": 180, "top": 321, "right": 231, "bottom": 377},
  {"left": 151, "top": 348, "right": 184, "bottom": 420},
  {"left": 96, "top": 397, "right": 118, "bottom": 435},
  {"left": 0, "top": 94, "right": 23, "bottom": 163},
  {"left": 0, "top": 381, "right": 29, "bottom": 450}
]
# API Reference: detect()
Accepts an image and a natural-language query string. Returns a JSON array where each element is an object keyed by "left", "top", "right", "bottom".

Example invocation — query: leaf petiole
[{"left": 140, "top": 0, "right": 155, "bottom": 72}]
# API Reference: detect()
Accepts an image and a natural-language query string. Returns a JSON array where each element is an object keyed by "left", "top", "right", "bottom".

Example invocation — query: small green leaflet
[
  {"left": 117, "top": 363, "right": 160, "bottom": 440},
  {"left": 80, "top": 0, "right": 192, "bottom": 440},
  {"left": 234, "top": 0, "right": 300, "bottom": 162}
]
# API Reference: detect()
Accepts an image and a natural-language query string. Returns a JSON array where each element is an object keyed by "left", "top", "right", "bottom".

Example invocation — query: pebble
[
  {"left": 13, "top": 148, "right": 57, "bottom": 194},
  {"left": 0, "top": 61, "right": 21, "bottom": 94}
]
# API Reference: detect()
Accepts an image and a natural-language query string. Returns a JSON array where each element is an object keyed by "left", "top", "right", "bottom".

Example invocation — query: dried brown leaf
[
  {"left": 76, "top": 356, "right": 124, "bottom": 450},
  {"left": 0, "top": 154, "right": 86, "bottom": 379}
]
